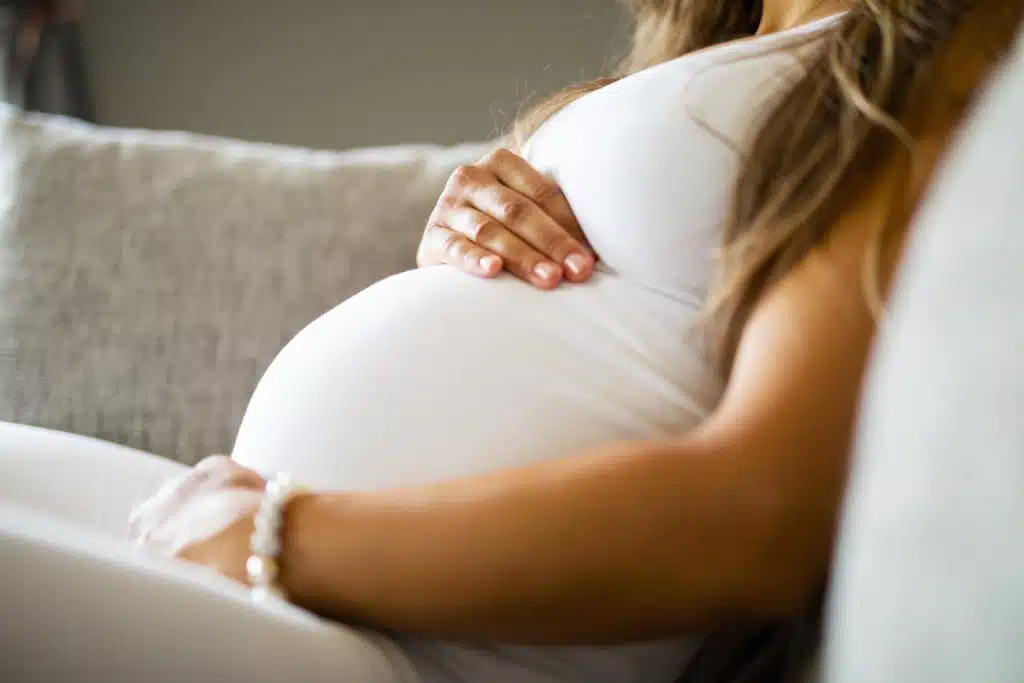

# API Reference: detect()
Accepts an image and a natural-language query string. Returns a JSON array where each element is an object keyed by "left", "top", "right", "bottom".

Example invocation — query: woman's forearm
[{"left": 280, "top": 435, "right": 832, "bottom": 644}]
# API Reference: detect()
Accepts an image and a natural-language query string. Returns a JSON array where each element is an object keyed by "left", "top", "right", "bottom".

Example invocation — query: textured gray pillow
[{"left": 0, "top": 105, "right": 488, "bottom": 464}]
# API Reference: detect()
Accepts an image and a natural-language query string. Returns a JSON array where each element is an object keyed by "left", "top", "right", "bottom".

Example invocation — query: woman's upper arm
[
  {"left": 697, "top": 195, "right": 898, "bottom": 607},
  {"left": 701, "top": 0, "right": 1022, "bottom": 504},
  {"left": 691, "top": 82, "right": 978, "bottom": 608}
]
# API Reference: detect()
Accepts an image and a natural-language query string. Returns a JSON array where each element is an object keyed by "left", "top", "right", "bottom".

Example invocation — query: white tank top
[{"left": 233, "top": 13, "right": 843, "bottom": 683}]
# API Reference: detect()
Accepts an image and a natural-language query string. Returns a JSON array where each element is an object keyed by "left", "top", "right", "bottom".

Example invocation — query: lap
[
  {"left": 0, "top": 421, "right": 186, "bottom": 537},
  {"left": 0, "top": 497, "right": 418, "bottom": 683}
]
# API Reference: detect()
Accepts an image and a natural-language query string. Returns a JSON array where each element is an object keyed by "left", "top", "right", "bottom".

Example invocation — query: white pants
[
  {"left": 0, "top": 421, "right": 697, "bottom": 683},
  {"left": 0, "top": 422, "right": 421, "bottom": 683}
]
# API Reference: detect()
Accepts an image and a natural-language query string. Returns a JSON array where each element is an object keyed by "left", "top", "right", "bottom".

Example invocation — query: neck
[{"left": 756, "top": 0, "right": 850, "bottom": 35}]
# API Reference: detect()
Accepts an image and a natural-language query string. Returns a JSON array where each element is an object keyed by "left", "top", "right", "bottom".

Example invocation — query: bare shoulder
[
  {"left": 934, "top": 0, "right": 1024, "bottom": 106},
  {"left": 820, "top": 0, "right": 1024, "bottom": 287},
  {"left": 684, "top": 8, "right": 1024, "bottom": 615},
  {"left": 700, "top": 3, "right": 1024, "bottom": 491}
]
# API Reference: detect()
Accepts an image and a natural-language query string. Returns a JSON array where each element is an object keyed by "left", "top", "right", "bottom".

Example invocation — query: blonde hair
[{"left": 513, "top": 0, "right": 1023, "bottom": 372}]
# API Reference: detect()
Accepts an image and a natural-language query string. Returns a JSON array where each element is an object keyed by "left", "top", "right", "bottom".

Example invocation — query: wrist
[
  {"left": 246, "top": 474, "right": 308, "bottom": 601},
  {"left": 278, "top": 491, "right": 353, "bottom": 613}
]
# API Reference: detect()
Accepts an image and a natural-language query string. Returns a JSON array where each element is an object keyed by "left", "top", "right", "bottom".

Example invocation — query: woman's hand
[
  {"left": 417, "top": 148, "right": 596, "bottom": 289},
  {"left": 128, "top": 455, "right": 265, "bottom": 585}
]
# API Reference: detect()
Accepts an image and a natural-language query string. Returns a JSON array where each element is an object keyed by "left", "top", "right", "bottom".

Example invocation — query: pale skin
[{"left": 130, "top": 0, "right": 1012, "bottom": 645}]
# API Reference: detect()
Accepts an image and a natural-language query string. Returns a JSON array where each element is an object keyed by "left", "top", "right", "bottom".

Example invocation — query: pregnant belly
[{"left": 232, "top": 267, "right": 721, "bottom": 491}]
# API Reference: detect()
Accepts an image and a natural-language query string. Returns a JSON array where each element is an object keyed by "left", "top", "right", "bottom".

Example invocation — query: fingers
[
  {"left": 478, "top": 149, "right": 595, "bottom": 282},
  {"left": 194, "top": 454, "right": 266, "bottom": 490},
  {"left": 129, "top": 467, "right": 198, "bottom": 544},
  {"left": 445, "top": 207, "right": 563, "bottom": 288},
  {"left": 418, "top": 148, "right": 596, "bottom": 287},
  {"left": 480, "top": 149, "right": 584, "bottom": 240},
  {"left": 421, "top": 222, "right": 504, "bottom": 278},
  {"left": 439, "top": 165, "right": 569, "bottom": 286},
  {"left": 128, "top": 456, "right": 264, "bottom": 544}
]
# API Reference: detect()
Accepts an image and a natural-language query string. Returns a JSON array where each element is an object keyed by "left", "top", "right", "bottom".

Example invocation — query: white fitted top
[{"left": 232, "top": 13, "right": 844, "bottom": 683}]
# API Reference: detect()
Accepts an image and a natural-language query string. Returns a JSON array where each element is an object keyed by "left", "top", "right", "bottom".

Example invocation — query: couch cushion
[
  {"left": 823, "top": 31, "right": 1024, "bottom": 683},
  {"left": 0, "top": 105, "right": 488, "bottom": 464}
]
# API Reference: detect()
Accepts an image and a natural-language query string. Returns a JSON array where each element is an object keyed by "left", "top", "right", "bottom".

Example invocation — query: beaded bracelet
[{"left": 247, "top": 472, "right": 307, "bottom": 603}]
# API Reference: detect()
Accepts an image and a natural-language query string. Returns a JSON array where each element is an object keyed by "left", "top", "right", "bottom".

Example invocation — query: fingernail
[
  {"left": 534, "top": 262, "right": 559, "bottom": 281},
  {"left": 479, "top": 254, "right": 500, "bottom": 273},
  {"left": 564, "top": 253, "right": 591, "bottom": 277}
]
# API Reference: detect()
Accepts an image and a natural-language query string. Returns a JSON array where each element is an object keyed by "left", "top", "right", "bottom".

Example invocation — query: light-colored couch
[
  {"left": 2, "top": 27, "right": 1023, "bottom": 681},
  {"left": 821, "top": 35, "right": 1024, "bottom": 683}
]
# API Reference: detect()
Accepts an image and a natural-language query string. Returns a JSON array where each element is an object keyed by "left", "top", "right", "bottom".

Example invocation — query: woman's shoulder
[
  {"left": 830, "top": 3, "right": 1023, "bottom": 273},
  {"left": 711, "top": 4, "right": 1024, "bottom": 470},
  {"left": 932, "top": 0, "right": 1024, "bottom": 109}
]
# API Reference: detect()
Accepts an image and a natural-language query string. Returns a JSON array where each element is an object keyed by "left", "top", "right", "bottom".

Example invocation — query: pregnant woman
[{"left": 3, "top": 0, "right": 1021, "bottom": 681}]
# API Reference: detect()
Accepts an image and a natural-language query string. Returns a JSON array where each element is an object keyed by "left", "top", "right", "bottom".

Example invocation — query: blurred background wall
[{"left": 81, "top": 0, "right": 628, "bottom": 150}]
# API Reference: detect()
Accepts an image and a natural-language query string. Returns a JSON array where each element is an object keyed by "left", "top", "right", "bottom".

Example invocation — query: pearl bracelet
[{"left": 247, "top": 472, "right": 307, "bottom": 603}]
